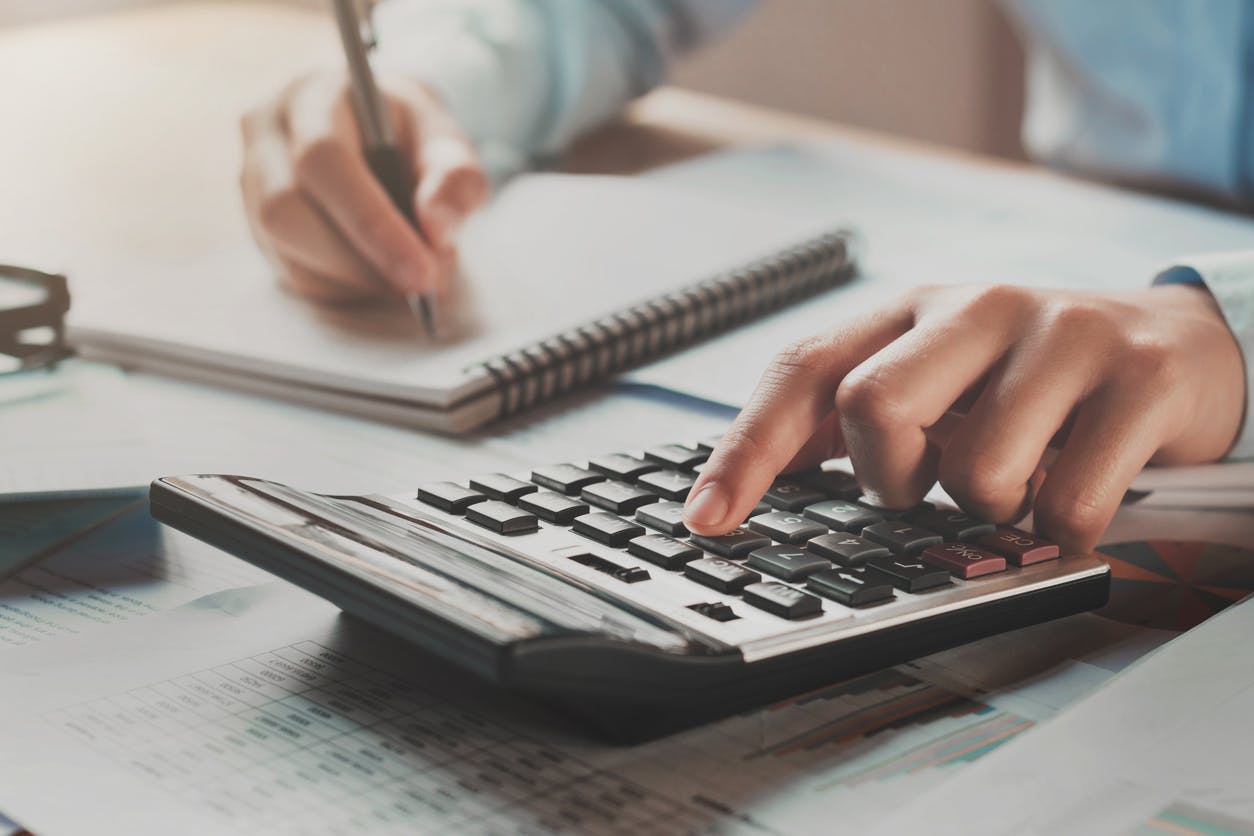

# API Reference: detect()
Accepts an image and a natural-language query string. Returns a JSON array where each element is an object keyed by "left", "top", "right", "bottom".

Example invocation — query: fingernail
[{"left": 684, "top": 482, "right": 729, "bottom": 528}]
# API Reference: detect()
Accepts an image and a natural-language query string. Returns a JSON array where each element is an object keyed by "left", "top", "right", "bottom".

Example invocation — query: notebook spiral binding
[{"left": 478, "top": 229, "right": 858, "bottom": 421}]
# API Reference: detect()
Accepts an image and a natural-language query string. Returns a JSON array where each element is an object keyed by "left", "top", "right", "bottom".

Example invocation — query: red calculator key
[
  {"left": 921, "top": 543, "right": 1006, "bottom": 579},
  {"left": 978, "top": 528, "right": 1060, "bottom": 566}
]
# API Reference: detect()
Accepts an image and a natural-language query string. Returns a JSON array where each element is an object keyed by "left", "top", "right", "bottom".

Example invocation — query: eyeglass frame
[{"left": 0, "top": 264, "right": 73, "bottom": 374}]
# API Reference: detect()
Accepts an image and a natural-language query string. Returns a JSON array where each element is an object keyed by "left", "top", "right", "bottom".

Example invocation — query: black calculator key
[
  {"left": 684, "top": 558, "right": 761, "bottom": 593},
  {"left": 468, "top": 474, "right": 538, "bottom": 503},
  {"left": 581, "top": 481, "right": 659, "bottom": 515},
  {"left": 803, "top": 500, "right": 882, "bottom": 532},
  {"left": 589, "top": 453, "right": 660, "bottom": 480},
  {"left": 687, "top": 601, "right": 738, "bottom": 622},
  {"left": 743, "top": 582, "right": 823, "bottom": 619},
  {"left": 764, "top": 480, "right": 828, "bottom": 511},
  {"left": 572, "top": 513, "right": 646, "bottom": 547},
  {"left": 465, "top": 501, "right": 539, "bottom": 535},
  {"left": 747, "top": 511, "right": 827, "bottom": 544},
  {"left": 417, "top": 482, "right": 488, "bottom": 514},
  {"left": 635, "top": 501, "right": 688, "bottom": 536},
  {"left": 865, "top": 556, "right": 952, "bottom": 592},
  {"left": 909, "top": 509, "right": 996, "bottom": 541},
  {"left": 856, "top": 500, "right": 935, "bottom": 520},
  {"left": 636, "top": 469, "right": 698, "bottom": 501},
  {"left": 689, "top": 527, "right": 772, "bottom": 559},
  {"left": 807, "top": 568, "right": 895, "bottom": 607},
  {"left": 644, "top": 444, "right": 707, "bottom": 470},
  {"left": 628, "top": 535, "right": 702, "bottom": 569},
  {"left": 530, "top": 464, "right": 605, "bottom": 495},
  {"left": 517, "top": 491, "right": 588, "bottom": 524},
  {"left": 862, "top": 522, "right": 944, "bottom": 555},
  {"left": 746, "top": 546, "right": 831, "bottom": 581},
  {"left": 807, "top": 533, "right": 892, "bottom": 567},
  {"left": 793, "top": 469, "right": 862, "bottom": 500}
]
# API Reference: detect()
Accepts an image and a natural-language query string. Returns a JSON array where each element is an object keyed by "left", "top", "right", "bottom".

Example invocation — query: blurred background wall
[
  {"left": 3, "top": 0, "right": 1028, "bottom": 160},
  {"left": 672, "top": 0, "right": 1027, "bottom": 159}
]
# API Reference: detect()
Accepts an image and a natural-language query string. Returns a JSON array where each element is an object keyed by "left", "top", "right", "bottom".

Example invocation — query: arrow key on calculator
[{"left": 807, "top": 568, "right": 895, "bottom": 607}]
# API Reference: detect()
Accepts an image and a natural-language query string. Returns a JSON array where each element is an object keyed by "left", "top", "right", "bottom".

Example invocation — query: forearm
[{"left": 373, "top": 0, "right": 752, "bottom": 182}]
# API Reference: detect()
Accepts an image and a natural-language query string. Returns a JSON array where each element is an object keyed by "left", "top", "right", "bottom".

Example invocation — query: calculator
[{"left": 150, "top": 437, "right": 1110, "bottom": 742}]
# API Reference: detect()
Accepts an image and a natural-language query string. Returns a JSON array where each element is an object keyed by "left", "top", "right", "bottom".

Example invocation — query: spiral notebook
[{"left": 68, "top": 172, "right": 856, "bottom": 433}]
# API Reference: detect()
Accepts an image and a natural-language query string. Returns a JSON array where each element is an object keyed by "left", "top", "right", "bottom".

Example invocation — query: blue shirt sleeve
[{"left": 373, "top": 0, "right": 752, "bottom": 182}]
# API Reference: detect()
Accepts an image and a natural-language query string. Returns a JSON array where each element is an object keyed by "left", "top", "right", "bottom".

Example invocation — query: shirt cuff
[{"left": 1153, "top": 251, "right": 1254, "bottom": 459}]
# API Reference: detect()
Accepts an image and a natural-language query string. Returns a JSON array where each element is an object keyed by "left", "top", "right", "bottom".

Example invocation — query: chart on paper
[
  {"left": 0, "top": 502, "right": 266, "bottom": 648},
  {"left": 48, "top": 639, "right": 714, "bottom": 835},
  {"left": 40, "top": 610, "right": 1166, "bottom": 836}
]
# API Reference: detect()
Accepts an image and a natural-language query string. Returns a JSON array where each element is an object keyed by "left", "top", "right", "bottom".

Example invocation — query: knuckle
[
  {"left": 769, "top": 336, "right": 831, "bottom": 379},
  {"left": 1034, "top": 490, "right": 1107, "bottom": 544},
  {"left": 1041, "top": 298, "right": 1113, "bottom": 338},
  {"left": 941, "top": 455, "right": 1021, "bottom": 516},
  {"left": 901, "top": 283, "right": 937, "bottom": 309},
  {"left": 959, "top": 283, "right": 1030, "bottom": 318},
  {"left": 835, "top": 369, "right": 908, "bottom": 431},
  {"left": 1120, "top": 338, "right": 1181, "bottom": 387}
]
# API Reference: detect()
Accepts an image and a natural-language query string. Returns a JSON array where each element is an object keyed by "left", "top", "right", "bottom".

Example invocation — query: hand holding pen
[{"left": 238, "top": 0, "right": 488, "bottom": 324}]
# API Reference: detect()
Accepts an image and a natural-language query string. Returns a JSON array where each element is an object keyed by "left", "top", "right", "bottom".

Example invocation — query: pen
[{"left": 331, "top": 0, "right": 436, "bottom": 337}]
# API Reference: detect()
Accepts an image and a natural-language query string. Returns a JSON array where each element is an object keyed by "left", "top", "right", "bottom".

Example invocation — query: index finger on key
[{"left": 684, "top": 309, "right": 913, "bottom": 535}]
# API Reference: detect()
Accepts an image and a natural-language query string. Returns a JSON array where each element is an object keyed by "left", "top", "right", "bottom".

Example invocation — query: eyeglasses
[{"left": 0, "top": 264, "right": 73, "bottom": 375}]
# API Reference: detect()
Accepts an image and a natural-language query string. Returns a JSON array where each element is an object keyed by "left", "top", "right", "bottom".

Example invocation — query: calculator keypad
[{"left": 414, "top": 439, "right": 1078, "bottom": 652}]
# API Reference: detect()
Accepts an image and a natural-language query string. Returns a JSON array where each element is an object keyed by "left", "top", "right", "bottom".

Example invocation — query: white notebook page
[{"left": 70, "top": 173, "right": 822, "bottom": 407}]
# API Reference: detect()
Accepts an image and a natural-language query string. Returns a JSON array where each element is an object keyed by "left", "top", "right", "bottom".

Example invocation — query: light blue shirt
[{"left": 377, "top": 0, "right": 1254, "bottom": 457}]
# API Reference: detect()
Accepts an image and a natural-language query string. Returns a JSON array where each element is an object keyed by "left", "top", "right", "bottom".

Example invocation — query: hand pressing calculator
[{"left": 150, "top": 436, "right": 1110, "bottom": 742}]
